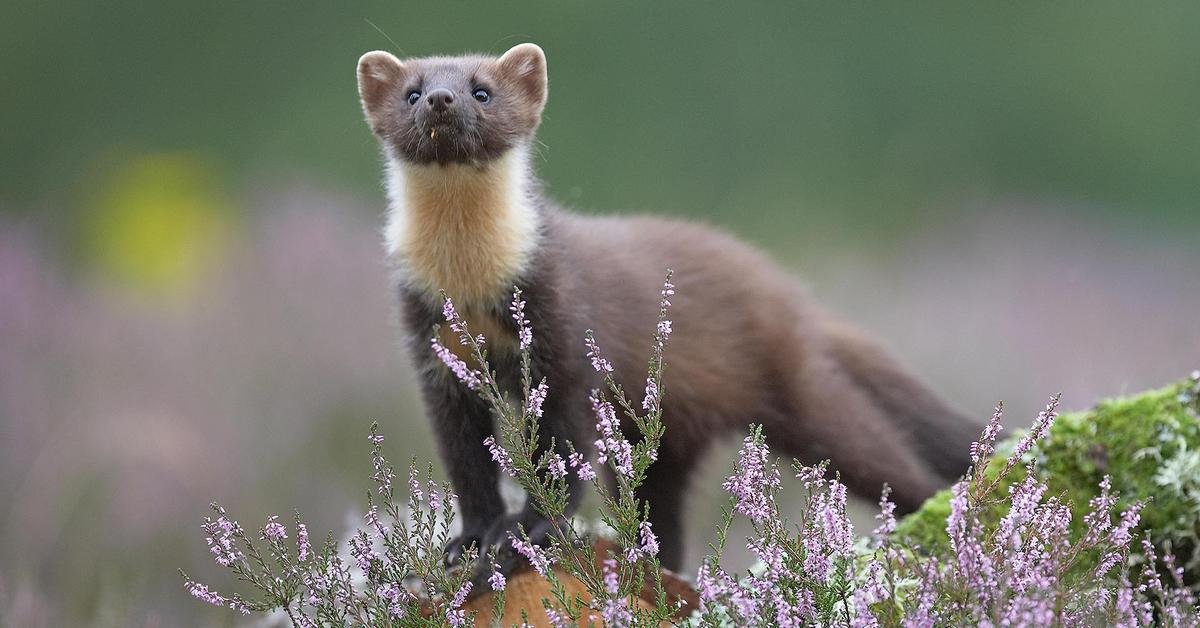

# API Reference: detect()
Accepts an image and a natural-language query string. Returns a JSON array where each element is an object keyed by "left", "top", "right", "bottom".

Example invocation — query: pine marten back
[{"left": 356, "top": 43, "right": 982, "bottom": 577}]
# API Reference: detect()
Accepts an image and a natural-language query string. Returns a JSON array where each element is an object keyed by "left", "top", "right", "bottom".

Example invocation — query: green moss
[{"left": 895, "top": 374, "right": 1200, "bottom": 583}]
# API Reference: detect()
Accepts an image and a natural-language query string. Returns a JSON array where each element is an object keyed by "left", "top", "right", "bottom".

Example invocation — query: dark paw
[
  {"left": 443, "top": 528, "right": 486, "bottom": 568},
  {"left": 486, "top": 512, "right": 556, "bottom": 578},
  {"left": 448, "top": 513, "right": 558, "bottom": 588}
]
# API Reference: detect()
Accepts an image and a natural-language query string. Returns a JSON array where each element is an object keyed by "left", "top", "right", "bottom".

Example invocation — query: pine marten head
[{"left": 357, "top": 44, "right": 548, "bottom": 166}]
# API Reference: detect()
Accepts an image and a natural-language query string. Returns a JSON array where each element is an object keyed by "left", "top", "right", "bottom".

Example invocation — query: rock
[{"left": 896, "top": 374, "right": 1200, "bottom": 585}]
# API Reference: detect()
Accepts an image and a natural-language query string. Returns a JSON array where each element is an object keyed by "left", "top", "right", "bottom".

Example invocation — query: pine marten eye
[
  {"left": 472, "top": 88, "right": 490, "bottom": 103},
  {"left": 406, "top": 91, "right": 422, "bottom": 106}
]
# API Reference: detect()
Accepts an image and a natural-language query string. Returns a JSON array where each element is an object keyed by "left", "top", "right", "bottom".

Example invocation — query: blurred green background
[{"left": 2, "top": 1, "right": 1198, "bottom": 625}]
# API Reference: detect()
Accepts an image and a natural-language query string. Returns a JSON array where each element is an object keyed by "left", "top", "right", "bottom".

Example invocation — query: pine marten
[{"left": 356, "top": 43, "right": 981, "bottom": 574}]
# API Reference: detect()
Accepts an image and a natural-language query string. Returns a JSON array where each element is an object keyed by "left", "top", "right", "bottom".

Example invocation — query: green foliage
[
  {"left": 6, "top": 2, "right": 1200, "bottom": 238},
  {"left": 896, "top": 374, "right": 1200, "bottom": 584}
]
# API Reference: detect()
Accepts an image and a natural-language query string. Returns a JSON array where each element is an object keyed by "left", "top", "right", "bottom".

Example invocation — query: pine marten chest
[{"left": 385, "top": 148, "right": 539, "bottom": 361}]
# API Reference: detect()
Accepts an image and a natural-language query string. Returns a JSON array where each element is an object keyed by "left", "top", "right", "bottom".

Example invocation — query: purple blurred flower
[
  {"left": 525, "top": 379, "right": 548, "bottom": 419},
  {"left": 431, "top": 337, "right": 482, "bottom": 390},
  {"left": 584, "top": 332, "right": 613, "bottom": 374},
  {"left": 184, "top": 579, "right": 249, "bottom": 615},
  {"left": 445, "top": 581, "right": 472, "bottom": 627},
  {"left": 484, "top": 436, "right": 517, "bottom": 477},
  {"left": 510, "top": 288, "right": 533, "bottom": 351},
  {"left": 592, "top": 392, "right": 633, "bottom": 477},
  {"left": 509, "top": 533, "right": 553, "bottom": 576},
  {"left": 547, "top": 454, "right": 567, "bottom": 479},
  {"left": 597, "top": 559, "right": 633, "bottom": 627},
  {"left": 203, "top": 507, "right": 245, "bottom": 568},
  {"left": 296, "top": 522, "right": 310, "bottom": 563},
  {"left": 348, "top": 531, "right": 377, "bottom": 574},
  {"left": 569, "top": 451, "right": 597, "bottom": 482},
  {"left": 262, "top": 515, "right": 287, "bottom": 541},
  {"left": 721, "top": 434, "right": 780, "bottom": 525},
  {"left": 488, "top": 564, "right": 506, "bottom": 591},
  {"left": 638, "top": 521, "right": 659, "bottom": 558}
]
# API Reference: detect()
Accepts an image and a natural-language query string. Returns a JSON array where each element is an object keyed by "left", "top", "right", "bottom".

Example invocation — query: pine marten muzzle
[{"left": 357, "top": 43, "right": 982, "bottom": 580}]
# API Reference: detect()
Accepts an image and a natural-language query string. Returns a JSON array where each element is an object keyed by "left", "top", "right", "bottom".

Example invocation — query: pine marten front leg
[{"left": 409, "top": 288, "right": 589, "bottom": 581}]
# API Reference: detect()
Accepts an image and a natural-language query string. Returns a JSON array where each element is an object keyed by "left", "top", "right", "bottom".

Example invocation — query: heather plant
[
  {"left": 431, "top": 275, "right": 681, "bottom": 626},
  {"left": 182, "top": 275, "right": 681, "bottom": 626},
  {"left": 898, "top": 371, "right": 1200, "bottom": 587},
  {"left": 697, "top": 397, "right": 1198, "bottom": 627},
  {"left": 180, "top": 430, "right": 482, "bottom": 626},
  {"left": 182, "top": 277, "right": 1198, "bottom": 626}
]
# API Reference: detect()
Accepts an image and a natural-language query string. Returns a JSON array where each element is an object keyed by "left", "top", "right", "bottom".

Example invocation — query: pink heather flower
[
  {"left": 795, "top": 478, "right": 855, "bottom": 582},
  {"left": 584, "top": 332, "right": 613, "bottom": 374},
  {"left": 854, "top": 560, "right": 888, "bottom": 623},
  {"left": 441, "top": 298, "right": 474, "bottom": 344},
  {"left": 996, "top": 471, "right": 1048, "bottom": 549},
  {"left": 1094, "top": 501, "right": 1145, "bottom": 578},
  {"left": 578, "top": 464, "right": 597, "bottom": 481},
  {"left": 642, "top": 376, "right": 659, "bottom": 411},
  {"left": 349, "top": 531, "right": 378, "bottom": 573},
  {"left": 302, "top": 572, "right": 326, "bottom": 606},
  {"left": 427, "top": 480, "right": 443, "bottom": 512},
  {"left": 795, "top": 461, "right": 827, "bottom": 489},
  {"left": 573, "top": 453, "right": 597, "bottom": 481},
  {"left": 1006, "top": 395, "right": 1060, "bottom": 468},
  {"left": 368, "top": 433, "right": 394, "bottom": 495},
  {"left": 203, "top": 508, "right": 245, "bottom": 567},
  {"left": 407, "top": 466, "right": 424, "bottom": 503},
  {"left": 488, "top": 564, "right": 506, "bottom": 591},
  {"left": 296, "top": 522, "right": 311, "bottom": 562},
  {"left": 185, "top": 579, "right": 249, "bottom": 615},
  {"left": 722, "top": 434, "right": 780, "bottom": 525},
  {"left": 592, "top": 391, "right": 634, "bottom": 476},
  {"left": 696, "top": 563, "right": 724, "bottom": 607},
  {"left": 450, "top": 581, "right": 472, "bottom": 607},
  {"left": 660, "top": 277, "right": 675, "bottom": 305},
  {"left": 262, "top": 515, "right": 287, "bottom": 541},
  {"left": 442, "top": 298, "right": 459, "bottom": 324},
  {"left": 362, "top": 504, "right": 386, "bottom": 537},
  {"left": 525, "top": 379, "right": 548, "bottom": 418},
  {"left": 874, "top": 486, "right": 897, "bottom": 538},
  {"left": 1082, "top": 475, "right": 1118, "bottom": 545},
  {"left": 946, "top": 480, "right": 996, "bottom": 606},
  {"left": 971, "top": 402, "right": 1004, "bottom": 466},
  {"left": 544, "top": 608, "right": 570, "bottom": 628},
  {"left": 484, "top": 436, "right": 517, "bottom": 477},
  {"left": 639, "top": 521, "right": 660, "bottom": 558},
  {"left": 510, "top": 288, "right": 533, "bottom": 350},
  {"left": 444, "top": 581, "right": 472, "bottom": 626},
  {"left": 1107, "top": 501, "right": 1144, "bottom": 548},
  {"left": 509, "top": 534, "right": 553, "bottom": 576},
  {"left": 431, "top": 337, "right": 482, "bottom": 390},
  {"left": 907, "top": 559, "right": 941, "bottom": 626},
  {"left": 747, "top": 537, "right": 786, "bottom": 580},
  {"left": 377, "top": 583, "right": 408, "bottom": 619},
  {"left": 547, "top": 454, "right": 567, "bottom": 479},
  {"left": 598, "top": 559, "right": 633, "bottom": 627}
]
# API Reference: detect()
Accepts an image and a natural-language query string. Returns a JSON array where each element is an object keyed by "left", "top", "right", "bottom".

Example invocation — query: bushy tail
[{"left": 822, "top": 319, "right": 981, "bottom": 483}]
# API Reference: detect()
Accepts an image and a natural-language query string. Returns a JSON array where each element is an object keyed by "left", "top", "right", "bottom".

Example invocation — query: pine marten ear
[
  {"left": 357, "top": 51, "right": 409, "bottom": 132},
  {"left": 497, "top": 43, "right": 548, "bottom": 114}
]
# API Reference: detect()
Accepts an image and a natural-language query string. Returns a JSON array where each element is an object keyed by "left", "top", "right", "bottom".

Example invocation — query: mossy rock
[{"left": 895, "top": 374, "right": 1200, "bottom": 585}]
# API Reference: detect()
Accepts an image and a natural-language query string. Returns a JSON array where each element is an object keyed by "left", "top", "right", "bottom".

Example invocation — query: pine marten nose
[{"left": 426, "top": 88, "right": 454, "bottom": 112}]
